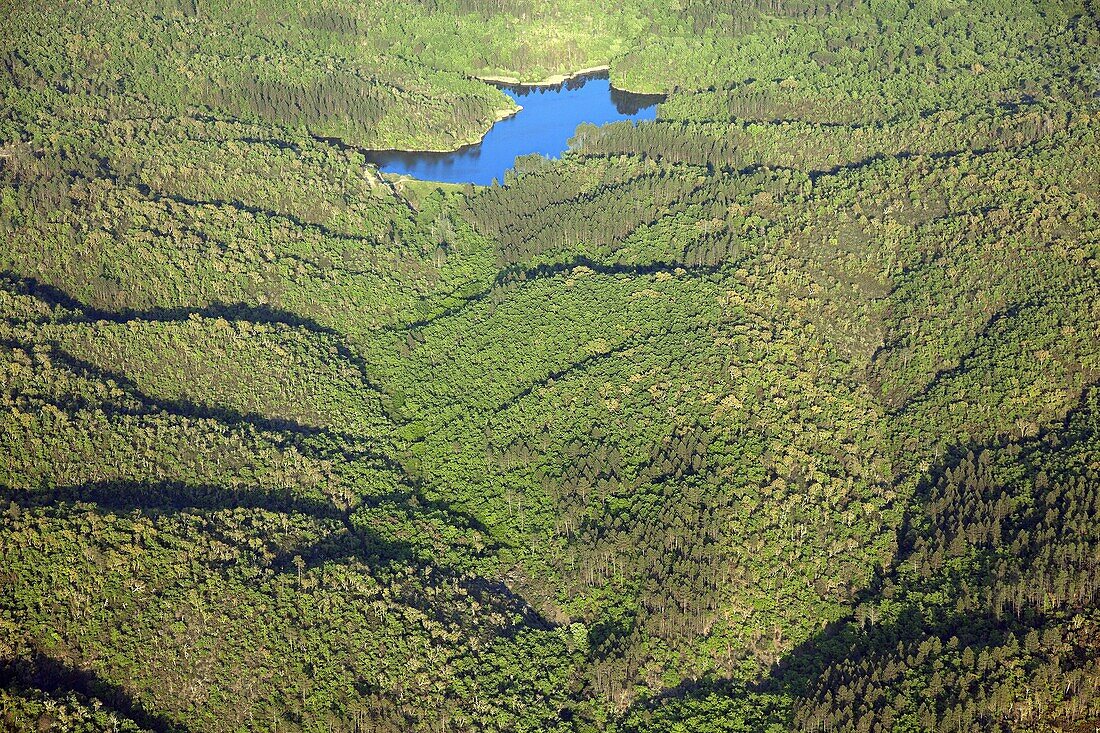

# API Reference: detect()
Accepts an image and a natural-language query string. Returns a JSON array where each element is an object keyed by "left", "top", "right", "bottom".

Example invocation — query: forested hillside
[{"left": 1, "top": 0, "right": 1098, "bottom": 731}]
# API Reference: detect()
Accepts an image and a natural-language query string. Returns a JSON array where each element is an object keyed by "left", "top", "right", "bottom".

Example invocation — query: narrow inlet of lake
[{"left": 365, "top": 71, "right": 663, "bottom": 185}]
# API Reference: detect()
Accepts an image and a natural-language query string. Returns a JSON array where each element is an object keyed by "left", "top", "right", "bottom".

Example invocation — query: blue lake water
[{"left": 365, "top": 72, "right": 663, "bottom": 185}]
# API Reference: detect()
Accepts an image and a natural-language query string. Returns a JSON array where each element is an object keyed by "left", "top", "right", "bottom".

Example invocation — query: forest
[{"left": 0, "top": 0, "right": 1098, "bottom": 731}]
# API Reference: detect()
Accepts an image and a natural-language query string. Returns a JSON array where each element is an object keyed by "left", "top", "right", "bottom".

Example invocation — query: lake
[{"left": 365, "top": 71, "right": 663, "bottom": 185}]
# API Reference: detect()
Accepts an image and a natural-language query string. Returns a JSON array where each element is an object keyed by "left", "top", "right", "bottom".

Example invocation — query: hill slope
[{"left": 1, "top": 0, "right": 1098, "bottom": 730}]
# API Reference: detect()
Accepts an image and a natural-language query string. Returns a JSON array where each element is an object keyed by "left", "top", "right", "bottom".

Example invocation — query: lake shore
[
  {"left": 357, "top": 104, "right": 522, "bottom": 155},
  {"left": 475, "top": 65, "right": 662, "bottom": 95},
  {"left": 495, "top": 105, "right": 522, "bottom": 122},
  {"left": 363, "top": 66, "right": 661, "bottom": 162},
  {"left": 476, "top": 65, "right": 611, "bottom": 88}
]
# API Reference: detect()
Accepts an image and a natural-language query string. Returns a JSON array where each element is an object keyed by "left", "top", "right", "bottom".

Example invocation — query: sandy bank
[{"left": 476, "top": 65, "right": 611, "bottom": 87}]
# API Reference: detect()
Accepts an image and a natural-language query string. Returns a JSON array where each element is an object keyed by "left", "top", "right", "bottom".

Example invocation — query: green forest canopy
[{"left": 1, "top": 0, "right": 1098, "bottom": 731}]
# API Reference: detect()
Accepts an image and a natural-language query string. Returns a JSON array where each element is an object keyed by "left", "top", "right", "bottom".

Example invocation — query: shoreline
[
  {"left": 362, "top": 65, "right": 662, "bottom": 159},
  {"left": 360, "top": 104, "right": 522, "bottom": 156},
  {"left": 478, "top": 64, "right": 663, "bottom": 96},
  {"left": 475, "top": 64, "right": 611, "bottom": 88},
  {"left": 495, "top": 105, "right": 522, "bottom": 122}
]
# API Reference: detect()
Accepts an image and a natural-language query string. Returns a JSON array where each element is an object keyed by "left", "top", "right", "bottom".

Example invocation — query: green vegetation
[{"left": 1, "top": 0, "right": 1098, "bottom": 731}]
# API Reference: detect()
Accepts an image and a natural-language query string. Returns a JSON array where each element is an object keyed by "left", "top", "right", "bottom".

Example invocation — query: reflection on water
[
  {"left": 609, "top": 86, "right": 665, "bottom": 116},
  {"left": 365, "top": 71, "right": 663, "bottom": 185}
]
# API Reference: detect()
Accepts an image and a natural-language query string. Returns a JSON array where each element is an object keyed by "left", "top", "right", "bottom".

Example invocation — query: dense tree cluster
[
  {"left": 783, "top": 392, "right": 1100, "bottom": 732},
  {"left": 1, "top": 0, "right": 1098, "bottom": 730}
]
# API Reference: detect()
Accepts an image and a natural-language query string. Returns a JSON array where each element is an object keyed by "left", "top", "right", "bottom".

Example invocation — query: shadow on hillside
[
  {"left": 2, "top": 478, "right": 411, "bottom": 566},
  {"left": 493, "top": 320, "right": 715, "bottom": 413},
  {"left": 620, "top": 384, "right": 1100, "bottom": 729},
  {"left": 0, "top": 271, "right": 391, "bottom": 398},
  {"left": 130, "top": 183, "right": 374, "bottom": 245},
  {"left": 0, "top": 278, "right": 541, "bottom": 612},
  {"left": 388, "top": 254, "right": 727, "bottom": 333},
  {"left": 4, "top": 329, "right": 400, "bottom": 458},
  {"left": 5, "top": 475, "right": 546, "bottom": 631},
  {"left": 0, "top": 652, "right": 188, "bottom": 733},
  {"left": 0, "top": 271, "right": 92, "bottom": 313},
  {"left": 4, "top": 458, "right": 507, "bottom": 568}
]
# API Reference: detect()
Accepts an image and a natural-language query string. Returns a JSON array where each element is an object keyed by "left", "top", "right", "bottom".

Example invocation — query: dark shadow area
[
  {"left": 0, "top": 333, "right": 399, "bottom": 471},
  {"left": 395, "top": 256, "right": 725, "bottom": 332},
  {"left": 0, "top": 328, "right": 512, "bottom": 568},
  {"left": 579, "top": 137, "right": 1044, "bottom": 183},
  {"left": 0, "top": 652, "right": 188, "bottom": 733},
  {"left": 461, "top": 576, "right": 557, "bottom": 633},
  {"left": 0, "top": 271, "right": 91, "bottom": 313},
  {"left": 4, "top": 479, "right": 348, "bottom": 523},
  {"left": 131, "top": 182, "right": 375, "bottom": 245},
  {"left": 237, "top": 136, "right": 303, "bottom": 153},
  {"left": 0, "top": 278, "right": 523, "bottom": 566},
  {"left": 365, "top": 488, "right": 500, "bottom": 544},
  {"left": 884, "top": 299, "right": 1043, "bottom": 415},
  {"left": 2, "top": 475, "right": 537, "bottom": 629},
  {"left": 0, "top": 478, "right": 409, "bottom": 571},
  {"left": 0, "top": 272, "right": 394, "bottom": 402},
  {"left": 493, "top": 320, "right": 714, "bottom": 413},
  {"left": 609, "top": 86, "right": 666, "bottom": 116},
  {"left": 620, "top": 382, "right": 1100, "bottom": 728},
  {"left": 495, "top": 255, "right": 723, "bottom": 285}
]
